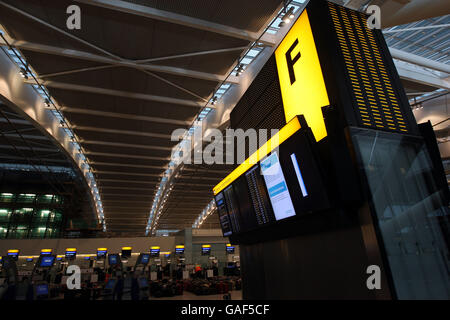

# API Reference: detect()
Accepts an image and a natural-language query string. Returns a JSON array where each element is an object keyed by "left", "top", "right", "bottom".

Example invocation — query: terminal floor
[{"left": 149, "top": 290, "right": 242, "bottom": 300}]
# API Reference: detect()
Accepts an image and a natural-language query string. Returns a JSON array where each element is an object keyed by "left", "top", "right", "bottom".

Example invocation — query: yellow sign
[
  {"left": 175, "top": 245, "right": 185, "bottom": 249},
  {"left": 275, "top": 9, "right": 329, "bottom": 141},
  {"left": 122, "top": 247, "right": 132, "bottom": 250},
  {"left": 213, "top": 116, "right": 301, "bottom": 195},
  {"left": 151, "top": 246, "right": 160, "bottom": 250}
]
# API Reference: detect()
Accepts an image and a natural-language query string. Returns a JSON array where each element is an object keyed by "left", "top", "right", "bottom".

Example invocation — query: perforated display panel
[
  {"left": 230, "top": 56, "right": 285, "bottom": 132},
  {"left": 328, "top": 2, "right": 411, "bottom": 134}
]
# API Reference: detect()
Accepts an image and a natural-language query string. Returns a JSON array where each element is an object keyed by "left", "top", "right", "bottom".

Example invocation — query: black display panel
[
  {"left": 277, "top": 131, "right": 331, "bottom": 215},
  {"left": 65, "top": 250, "right": 76, "bottom": 260},
  {"left": 245, "top": 165, "right": 276, "bottom": 226},
  {"left": 214, "top": 192, "right": 233, "bottom": 236},
  {"left": 97, "top": 249, "right": 107, "bottom": 259},
  {"left": 175, "top": 246, "right": 185, "bottom": 254},
  {"left": 121, "top": 248, "right": 132, "bottom": 258},
  {"left": 233, "top": 175, "right": 259, "bottom": 232},
  {"left": 150, "top": 248, "right": 160, "bottom": 257},
  {"left": 201, "top": 246, "right": 211, "bottom": 256},
  {"left": 7, "top": 252, "right": 19, "bottom": 261},
  {"left": 214, "top": 126, "right": 331, "bottom": 243},
  {"left": 223, "top": 185, "right": 241, "bottom": 233}
]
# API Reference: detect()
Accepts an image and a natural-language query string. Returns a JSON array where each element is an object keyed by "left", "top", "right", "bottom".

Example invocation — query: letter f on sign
[{"left": 286, "top": 38, "right": 301, "bottom": 85}]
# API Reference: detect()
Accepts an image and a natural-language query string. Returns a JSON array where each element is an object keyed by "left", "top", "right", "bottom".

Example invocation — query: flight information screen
[
  {"left": 213, "top": 126, "right": 331, "bottom": 242},
  {"left": 150, "top": 249, "right": 160, "bottom": 257},
  {"left": 215, "top": 193, "right": 233, "bottom": 236},
  {"left": 260, "top": 152, "right": 296, "bottom": 221},
  {"left": 233, "top": 175, "right": 259, "bottom": 232},
  {"left": 65, "top": 251, "right": 76, "bottom": 260},
  {"left": 223, "top": 186, "right": 241, "bottom": 233},
  {"left": 245, "top": 165, "right": 275, "bottom": 226}
]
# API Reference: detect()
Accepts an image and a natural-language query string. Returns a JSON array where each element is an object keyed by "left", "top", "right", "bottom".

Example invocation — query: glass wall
[
  {"left": 0, "top": 193, "right": 65, "bottom": 239},
  {"left": 351, "top": 128, "right": 450, "bottom": 299}
]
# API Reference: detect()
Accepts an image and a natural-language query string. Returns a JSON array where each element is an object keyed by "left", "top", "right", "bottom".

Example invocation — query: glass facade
[
  {"left": 0, "top": 193, "right": 64, "bottom": 239},
  {"left": 351, "top": 128, "right": 450, "bottom": 299}
]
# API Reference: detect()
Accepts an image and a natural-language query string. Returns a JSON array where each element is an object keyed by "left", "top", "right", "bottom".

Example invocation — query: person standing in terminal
[
  {"left": 113, "top": 275, "right": 124, "bottom": 301},
  {"left": 130, "top": 273, "right": 139, "bottom": 301}
]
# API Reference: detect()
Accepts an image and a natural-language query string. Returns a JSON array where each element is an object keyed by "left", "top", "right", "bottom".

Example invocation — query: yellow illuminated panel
[
  {"left": 213, "top": 116, "right": 302, "bottom": 195},
  {"left": 226, "top": 244, "right": 232, "bottom": 247},
  {"left": 8, "top": 249, "right": 19, "bottom": 253},
  {"left": 175, "top": 245, "right": 185, "bottom": 249},
  {"left": 122, "top": 247, "right": 132, "bottom": 250},
  {"left": 151, "top": 246, "right": 160, "bottom": 250},
  {"left": 97, "top": 248, "right": 107, "bottom": 251},
  {"left": 275, "top": 9, "right": 330, "bottom": 141},
  {"left": 41, "top": 249, "right": 52, "bottom": 253},
  {"left": 66, "top": 248, "right": 77, "bottom": 252},
  {"left": 202, "top": 245, "right": 211, "bottom": 248}
]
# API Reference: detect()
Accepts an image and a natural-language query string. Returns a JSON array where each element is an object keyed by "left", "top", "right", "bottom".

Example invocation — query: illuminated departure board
[
  {"left": 224, "top": 186, "right": 241, "bottom": 233},
  {"left": 245, "top": 165, "right": 275, "bottom": 226},
  {"left": 215, "top": 192, "right": 233, "bottom": 236},
  {"left": 328, "top": 2, "right": 411, "bottom": 133}
]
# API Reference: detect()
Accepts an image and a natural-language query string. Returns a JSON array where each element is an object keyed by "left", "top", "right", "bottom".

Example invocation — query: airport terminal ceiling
[
  {"left": 0, "top": 0, "right": 448, "bottom": 237},
  {"left": 0, "top": 0, "right": 289, "bottom": 236}
]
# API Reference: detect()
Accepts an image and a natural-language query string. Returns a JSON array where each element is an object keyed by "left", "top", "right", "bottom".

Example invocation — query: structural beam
[
  {"left": 100, "top": 186, "right": 159, "bottom": 191},
  {"left": 97, "top": 178, "right": 158, "bottom": 184},
  {"left": 60, "top": 107, "right": 192, "bottom": 126},
  {"left": 82, "top": 140, "right": 173, "bottom": 151},
  {"left": 74, "top": 0, "right": 276, "bottom": 46},
  {"left": 136, "top": 46, "right": 249, "bottom": 63},
  {"left": 95, "top": 170, "right": 162, "bottom": 177},
  {"left": 395, "top": 60, "right": 450, "bottom": 90},
  {"left": 85, "top": 151, "right": 169, "bottom": 161},
  {"left": 390, "top": 48, "right": 450, "bottom": 74},
  {"left": 101, "top": 193, "right": 152, "bottom": 198},
  {"left": 92, "top": 161, "right": 165, "bottom": 170},
  {"left": 22, "top": 79, "right": 204, "bottom": 108},
  {"left": 72, "top": 125, "right": 172, "bottom": 139},
  {"left": 0, "top": 37, "right": 240, "bottom": 84}
]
